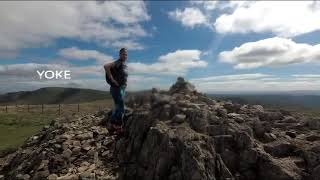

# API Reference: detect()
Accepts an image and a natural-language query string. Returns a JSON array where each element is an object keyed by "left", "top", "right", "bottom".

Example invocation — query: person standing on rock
[{"left": 104, "top": 48, "right": 128, "bottom": 133}]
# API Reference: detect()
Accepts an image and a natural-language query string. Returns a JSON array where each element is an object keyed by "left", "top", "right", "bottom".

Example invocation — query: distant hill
[
  {"left": 0, "top": 87, "right": 111, "bottom": 105},
  {"left": 2, "top": 86, "right": 319, "bottom": 108},
  {"left": 209, "top": 94, "right": 320, "bottom": 108}
]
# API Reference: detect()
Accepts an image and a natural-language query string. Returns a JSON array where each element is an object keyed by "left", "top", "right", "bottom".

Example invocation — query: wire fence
[{"left": 0, "top": 101, "right": 113, "bottom": 117}]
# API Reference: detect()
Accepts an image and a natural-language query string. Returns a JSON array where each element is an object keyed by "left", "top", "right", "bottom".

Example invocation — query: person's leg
[
  {"left": 110, "top": 86, "right": 119, "bottom": 124},
  {"left": 113, "top": 87, "right": 126, "bottom": 126},
  {"left": 112, "top": 88, "right": 125, "bottom": 135},
  {"left": 117, "top": 88, "right": 125, "bottom": 123},
  {"left": 113, "top": 87, "right": 125, "bottom": 125}
]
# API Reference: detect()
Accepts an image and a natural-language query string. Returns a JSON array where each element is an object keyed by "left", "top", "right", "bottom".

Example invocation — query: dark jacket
[{"left": 110, "top": 59, "right": 128, "bottom": 88}]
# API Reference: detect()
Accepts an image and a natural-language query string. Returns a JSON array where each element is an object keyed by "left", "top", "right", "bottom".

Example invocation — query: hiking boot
[
  {"left": 107, "top": 123, "right": 122, "bottom": 135},
  {"left": 114, "top": 128, "right": 124, "bottom": 140}
]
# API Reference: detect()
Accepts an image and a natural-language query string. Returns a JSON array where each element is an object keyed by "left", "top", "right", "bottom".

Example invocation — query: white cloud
[
  {"left": 0, "top": 1, "right": 150, "bottom": 53},
  {"left": 215, "top": 1, "right": 320, "bottom": 37},
  {"left": 58, "top": 47, "right": 113, "bottom": 65},
  {"left": 292, "top": 74, "right": 320, "bottom": 78},
  {"left": 127, "top": 75, "right": 169, "bottom": 91},
  {"left": 218, "top": 1, "right": 252, "bottom": 10},
  {"left": 190, "top": 73, "right": 320, "bottom": 93},
  {"left": 0, "top": 63, "right": 103, "bottom": 81},
  {"left": 111, "top": 40, "right": 145, "bottom": 50},
  {"left": 191, "top": 1, "right": 218, "bottom": 10},
  {"left": 168, "top": 7, "right": 209, "bottom": 28},
  {"left": 128, "top": 49, "right": 207, "bottom": 75},
  {"left": 0, "top": 63, "right": 65, "bottom": 79},
  {"left": 291, "top": 74, "right": 320, "bottom": 81},
  {"left": 57, "top": 45, "right": 215, "bottom": 77},
  {"left": 0, "top": 49, "right": 208, "bottom": 93},
  {"left": 0, "top": 65, "right": 166, "bottom": 93},
  {"left": 2, "top": 48, "right": 208, "bottom": 79},
  {"left": 219, "top": 37, "right": 320, "bottom": 69},
  {"left": 168, "top": 1, "right": 221, "bottom": 29},
  {"left": 58, "top": 48, "right": 209, "bottom": 76},
  {"left": 191, "top": 73, "right": 273, "bottom": 82},
  {"left": 170, "top": 1, "right": 320, "bottom": 38}
]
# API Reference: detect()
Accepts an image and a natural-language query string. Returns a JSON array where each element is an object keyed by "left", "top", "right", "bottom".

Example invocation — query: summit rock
[{"left": 169, "top": 76, "right": 196, "bottom": 94}]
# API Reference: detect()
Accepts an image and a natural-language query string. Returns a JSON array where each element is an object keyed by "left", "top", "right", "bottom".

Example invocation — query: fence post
[
  {"left": 5, "top": 105, "right": 7, "bottom": 113},
  {"left": 78, "top": 104, "right": 80, "bottom": 112},
  {"left": 42, "top": 104, "right": 44, "bottom": 114},
  {"left": 59, "top": 104, "right": 61, "bottom": 116},
  {"left": 27, "top": 104, "right": 29, "bottom": 112}
]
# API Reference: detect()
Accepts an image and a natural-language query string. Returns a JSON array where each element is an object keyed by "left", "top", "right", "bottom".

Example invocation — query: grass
[
  {"left": 0, "top": 99, "right": 113, "bottom": 155},
  {"left": 0, "top": 112, "right": 55, "bottom": 153}
]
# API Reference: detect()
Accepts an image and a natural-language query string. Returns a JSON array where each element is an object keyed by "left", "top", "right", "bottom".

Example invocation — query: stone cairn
[{"left": 1, "top": 77, "right": 320, "bottom": 180}]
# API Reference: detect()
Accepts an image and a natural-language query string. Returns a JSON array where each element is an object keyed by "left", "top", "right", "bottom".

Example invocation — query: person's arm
[{"left": 104, "top": 62, "right": 119, "bottom": 86}]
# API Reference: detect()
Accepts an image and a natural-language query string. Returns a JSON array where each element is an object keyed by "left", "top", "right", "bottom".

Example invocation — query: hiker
[{"left": 104, "top": 48, "right": 128, "bottom": 134}]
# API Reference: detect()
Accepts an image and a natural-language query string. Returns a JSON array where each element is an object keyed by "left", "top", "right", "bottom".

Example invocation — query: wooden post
[
  {"left": 77, "top": 104, "right": 80, "bottom": 112},
  {"left": 59, "top": 104, "right": 61, "bottom": 116},
  {"left": 5, "top": 105, "right": 7, "bottom": 113},
  {"left": 27, "top": 104, "right": 29, "bottom": 112},
  {"left": 42, "top": 104, "right": 44, "bottom": 114}
]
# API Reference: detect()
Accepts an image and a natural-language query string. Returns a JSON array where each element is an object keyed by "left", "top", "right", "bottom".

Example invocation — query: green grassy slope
[
  {"left": 0, "top": 113, "right": 54, "bottom": 152},
  {"left": 0, "top": 99, "right": 113, "bottom": 155}
]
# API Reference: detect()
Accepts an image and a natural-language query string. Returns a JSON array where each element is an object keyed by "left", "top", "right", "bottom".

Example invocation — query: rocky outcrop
[
  {"left": 0, "top": 114, "right": 119, "bottom": 180},
  {"left": 115, "top": 77, "right": 320, "bottom": 180},
  {"left": 1, "top": 77, "right": 320, "bottom": 180},
  {"left": 168, "top": 77, "right": 196, "bottom": 95}
]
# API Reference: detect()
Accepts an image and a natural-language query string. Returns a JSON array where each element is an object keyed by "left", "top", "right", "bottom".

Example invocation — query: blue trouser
[{"left": 110, "top": 86, "right": 125, "bottom": 125}]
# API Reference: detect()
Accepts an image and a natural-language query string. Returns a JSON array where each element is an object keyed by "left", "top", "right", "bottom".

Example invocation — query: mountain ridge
[{"left": 0, "top": 87, "right": 110, "bottom": 105}]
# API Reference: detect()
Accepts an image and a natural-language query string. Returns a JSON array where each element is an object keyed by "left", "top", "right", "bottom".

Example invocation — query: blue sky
[{"left": 0, "top": 1, "right": 319, "bottom": 93}]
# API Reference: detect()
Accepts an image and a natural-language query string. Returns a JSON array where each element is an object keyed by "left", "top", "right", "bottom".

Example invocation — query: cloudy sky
[{"left": 0, "top": 1, "right": 320, "bottom": 94}]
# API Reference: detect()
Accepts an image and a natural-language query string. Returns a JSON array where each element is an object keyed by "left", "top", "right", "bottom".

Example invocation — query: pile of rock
[
  {"left": 168, "top": 77, "right": 196, "bottom": 95},
  {"left": 0, "top": 113, "right": 119, "bottom": 180},
  {"left": 1, "top": 77, "right": 319, "bottom": 180}
]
